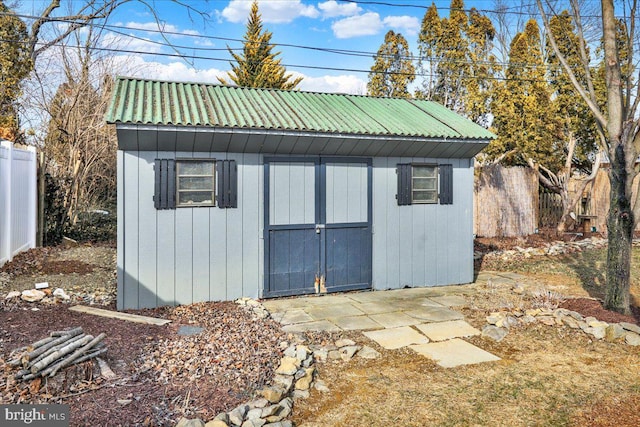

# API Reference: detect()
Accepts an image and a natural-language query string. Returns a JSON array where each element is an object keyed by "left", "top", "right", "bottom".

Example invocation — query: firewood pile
[{"left": 8, "top": 327, "right": 107, "bottom": 381}]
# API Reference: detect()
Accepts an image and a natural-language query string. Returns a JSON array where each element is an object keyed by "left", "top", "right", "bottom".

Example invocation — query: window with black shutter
[{"left": 396, "top": 163, "right": 453, "bottom": 206}]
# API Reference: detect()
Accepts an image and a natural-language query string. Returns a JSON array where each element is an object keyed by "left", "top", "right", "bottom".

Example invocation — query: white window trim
[
  {"left": 176, "top": 159, "right": 216, "bottom": 207},
  {"left": 411, "top": 164, "right": 438, "bottom": 204}
]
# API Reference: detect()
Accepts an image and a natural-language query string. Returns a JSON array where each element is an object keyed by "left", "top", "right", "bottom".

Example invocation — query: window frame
[
  {"left": 410, "top": 163, "right": 439, "bottom": 204},
  {"left": 175, "top": 159, "right": 216, "bottom": 208}
]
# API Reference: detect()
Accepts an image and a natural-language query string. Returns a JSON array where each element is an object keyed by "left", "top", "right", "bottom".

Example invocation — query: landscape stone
[
  {"left": 176, "top": 418, "right": 205, "bottom": 427},
  {"left": 357, "top": 345, "right": 381, "bottom": 359},
  {"left": 415, "top": 320, "right": 481, "bottom": 342},
  {"left": 620, "top": 322, "right": 640, "bottom": 335},
  {"left": 275, "top": 357, "right": 300, "bottom": 375},
  {"left": 283, "top": 346, "right": 297, "bottom": 358},
  {"left": 340, "top": 345, "right": 360, "bottom": 361},
  {"left": 260, "top": 386, "right": 286, "bottom": 403},
  {"left": 313, "top": 348, "right": 328, "bottom": 362},
  {"left": 626, "top": 332, "right": 640, "bottom": 346},
  {"left": 295, "top": 368, "right": 315, "bottom": 390},
  {"left": 587, "top": 320, "right": 608, "bottom": 329},
  {"left": 21, "top": 289, "right": 46, "bottom": 302},
  {"left": 605, "top": 324, "right": 626, "bottom": 341},
  {"left": 302, "top": 355, "right": 313, "bottom": 368},
  {"left": 314, "top": 380, "right": 330, "bottom": 392},
  {"left": 228, "top": 405, "right": 248, "bottom": 426},
  {"left": 213, "top": 413, "right": 230, "bottom": 423},
  {"left": 295, "top": 345, "right": 309, "bottom": 361},
  {"left": 248, "top": 399, "right": 269, "bottom": 409},
  {"left": 482, "top": 325, "right": 508, "bottom": 342},
  {"left": 261, "top": 405, "right": 281, "bottom": 418},
  {"left": 496, "top": 316, "right": 519, "bottom": 329},
  {"left": 273, "top": 375, "right": 294, "bottom": 392},
  {"left": 486, "top": 313, "right": 503, "bottom": 325},
  {"left": 363, "top": 326, "right": 429, "bottom": 350},
  {"left": 521, "top": 315, "right": 536, "bottom": 324},
  {"left": 263, "top": 422, "right": 292, "bottom": 427},
  {"left": 205, "top": 420, "right": 229, "bottom": 427},
  {"left": 327, "top": 350, "right": 342, "bottom": 360},
  {"left": 538, "top": 316, "right": 556, "bottom": 326},
  {"left": 410, "top": 338, "right": 500, "bottom": 368},
  {"left": 561, "top": 316, "right": 580, "bottom": 329},
  {"left": 246, "top": 408, "right": 262, "bottom": 420},
  {"left": 241, "top": 419, "right": 265, "bottom": 427},
  {"left": 292, "top": 389, "right": 310, "bottom": 399},
  {"left": 5, "top": 291, "right": 21, "bottom": 299},
  {"left": 335, "top": 338, "right": 356, "bottom": 347}
]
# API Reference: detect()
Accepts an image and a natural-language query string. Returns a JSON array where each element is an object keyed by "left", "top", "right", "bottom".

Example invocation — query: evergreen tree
[
  {"left": 416, "top": 3, "right": 442, "bottom": 100},
  {"left": 0, "top": 1, "right": 32, "bottom": 141},
  {"left": 219, "top": 1, "right": 302, "bottom": 90},
  {"left": 487, "top": 19, "right": 562, "bottom": 169},
  {"left": 367, "top": 30, "right": 415, "bottom": 98}
]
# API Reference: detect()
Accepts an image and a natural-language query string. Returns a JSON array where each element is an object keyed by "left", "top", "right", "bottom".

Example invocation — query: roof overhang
[{"left": 114, "top": 124, "right": 490, "bottom": 159}]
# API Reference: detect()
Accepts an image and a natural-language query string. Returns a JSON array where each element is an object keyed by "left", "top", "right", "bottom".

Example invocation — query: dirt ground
[{"left": 1, "top": 236, "right": 640, "bottom": 426}]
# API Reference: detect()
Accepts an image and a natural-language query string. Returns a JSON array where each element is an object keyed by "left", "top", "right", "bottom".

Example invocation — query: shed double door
[{"left": 264, "top": 158, "right": 372, "bottom": 298}]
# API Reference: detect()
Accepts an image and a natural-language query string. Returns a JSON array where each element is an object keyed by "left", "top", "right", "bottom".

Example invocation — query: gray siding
[
  {"left": 118, "top": 149, "right": 263, "bottom": 309},
  {"left": 371, "top": 157, "right": 474, "bottom": 290}
]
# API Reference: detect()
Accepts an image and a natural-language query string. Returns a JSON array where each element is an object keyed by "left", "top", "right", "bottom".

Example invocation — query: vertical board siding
[
  {"left": 325, "top": 163, "right": 368, "bottom": 224},
  {"left": 118, "top": 147, "right": 263, "bottom": 309},
  {"left": 269, "top": 162, "right": 315, "bottom": 226},
  {"left": 371, "top": 157, "right": 474, "bottom": 290}
]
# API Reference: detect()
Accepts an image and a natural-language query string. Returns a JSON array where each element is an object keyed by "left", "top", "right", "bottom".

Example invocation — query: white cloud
[
  {"left": 331, "top": 12, "right": 383, "bottom": 38},
  {"left": 318, "top": 0, "right": 361, "bottom": 18},
  {"left": 382, "top": 15, "right": 420, "bottom": 36},
  {"left": 101, "top": 32, "right": 164, "bottom": 54},
  {"left": 298, "top": 74, "right": 366, "bottom": 94},
  {"left": 111, "top": 56, "right": 226, "bottom": 83},
  {"left": 221, "top": 0, "right": 319, "bottom": 24}
]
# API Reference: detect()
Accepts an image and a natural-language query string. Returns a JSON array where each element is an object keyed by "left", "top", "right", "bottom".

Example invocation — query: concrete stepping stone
[
  {"left": 429, "top": 295, "right": 467, "bottom": 307},
  {"left": 330, "top": 315, "right": 383, "bottom": 331},
  {"left": 306, "top": 303, "right": 364, "bottom": 320},
  {"left": 352, "top": 302, "right": 399, "bottom": 314},
  {"left": 363, "top": 326, "right": 429, "bottom": 350},
  {"left": 415, "top": 320, "right": 481, "bottom": 342},
  {"left": 368, "top": 312, "right": 422, "bottom": 328},
  {"left": 410, "top": 338, "right": 500, "bottom": 368},
  {"left": 282, "top": 320, "right": 341, "bottom": 333},
  {"left": 405, "top": 307, "right": 464, "bottom": 322},
  {"left": 279, "top": 309, "right": 314, "bottom": 325}
]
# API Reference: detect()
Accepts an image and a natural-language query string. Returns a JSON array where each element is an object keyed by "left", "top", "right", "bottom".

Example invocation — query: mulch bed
[{"left": 0, "top": 300, "right": 287, "bottom": 426}]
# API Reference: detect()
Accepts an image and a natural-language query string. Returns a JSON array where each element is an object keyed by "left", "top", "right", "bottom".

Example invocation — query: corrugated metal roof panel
[{"left": 106, "top": 77, "right": 496, "bottom": 140}]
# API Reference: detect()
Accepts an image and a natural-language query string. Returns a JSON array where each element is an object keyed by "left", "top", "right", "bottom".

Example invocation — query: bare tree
[{"left": 538, "top": 0, "right": 638, "bottom": 314}]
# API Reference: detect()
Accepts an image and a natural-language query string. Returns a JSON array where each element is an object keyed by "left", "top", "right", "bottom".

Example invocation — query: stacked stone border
[
  {"left": 482, "top": 307, "right": 640, "bottom": 346},
  {"left": 175, "top": 298, "right": 381, "bottom": 427}
]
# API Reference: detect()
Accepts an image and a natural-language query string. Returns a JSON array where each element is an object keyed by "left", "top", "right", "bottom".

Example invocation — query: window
[
  {"left": 411, "top": 165, "right": 438, "bottom": 203},
  {"left": 396, "top": 163, "right": 453, "bottom": 206},
  {"left": 154, "top": 158, "right": 237, "bottom": 210},
  {"left": 176, "top": 161, "right": 215, "bottom": 207}
]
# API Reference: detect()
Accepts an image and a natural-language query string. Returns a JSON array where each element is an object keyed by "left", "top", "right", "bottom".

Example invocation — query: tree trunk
[{"left": 604, "top": 146, "right": 632, "bottom": 314}]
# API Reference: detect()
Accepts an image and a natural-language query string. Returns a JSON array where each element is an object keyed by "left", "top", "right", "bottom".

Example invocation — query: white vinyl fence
[{"left": 0, "top": 140, "right": 37, "bottom": 267}]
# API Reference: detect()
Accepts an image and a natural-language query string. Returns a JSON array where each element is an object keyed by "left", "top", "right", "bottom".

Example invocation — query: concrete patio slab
[
  {"left": 405, "top": 307, "right": 464, "bottom": 322},
  {"left": 306, "top": 303, "right": 364, "bottom": 320},
  {"left": 352, "top": 302, "right": 399, "bottom": 314},
  {"left": 262, "top": 298, "right": 312, "bottom": 311},
  {"left": 363, "top": 326, "right": 430, "bottom": 350},
  {"left": 368, "top": 312, "right": 422, "bottom": 328},
  {"left": 299, "top": 294, "right": 355, "bottom": 306},
  {"left": 415, "top": 320, "right": 481, "bottom": 342},
  {"left": 330, "top": 315, "right": 383, "bottom": 331},
  {"left": 410, "top": 338, "right": 501, "bottom": 368},
  {"left": 279, "top": 309, "right": 315, "bottom": 325},
  {"left": 429, "top": 295, "right": 467, "bottom": 307},
  {"left": 346, "top": 292, "right": 394, "bottom": 304},
  {"left": 282, "top": 320, "right": 341, "bottom": 333}
]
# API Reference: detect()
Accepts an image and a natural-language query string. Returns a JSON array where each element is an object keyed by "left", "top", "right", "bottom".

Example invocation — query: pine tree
[
  {"left": 416, "top": 3, "right": 442, "bottom": 100},
  {"left": 487, "top": 19, "right": 562, "bottom": 169},
  {"left": 367, "top": 30, "right": 415, "bottom": 98},
  {"left": 0, "top": 2, "right": 32, "bottom": 141},
  {"left": 219, "top": 1, "right": 302, "bottom": 90}
]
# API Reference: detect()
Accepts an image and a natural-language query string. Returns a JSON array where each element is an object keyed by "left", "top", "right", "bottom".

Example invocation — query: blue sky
[
  {"left": 89, "top": 0, "right": 511, "bottom": 94},
  {"left": 19, "top": 0, "right": 527, "bottom": 94}
]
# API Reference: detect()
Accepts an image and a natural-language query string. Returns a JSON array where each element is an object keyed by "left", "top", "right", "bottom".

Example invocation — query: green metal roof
[{"left": 106, "top": 77, "right": 496, "bottom": 141}]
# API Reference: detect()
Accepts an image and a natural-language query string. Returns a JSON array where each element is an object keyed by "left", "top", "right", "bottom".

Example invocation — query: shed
[{"left": 106, "top": 77, "right": 495, "bottom": 310}]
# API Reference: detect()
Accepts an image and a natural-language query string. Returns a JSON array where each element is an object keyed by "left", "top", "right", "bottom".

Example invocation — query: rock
[
  {"left": 525, "top": 308, "right": 541, "bottom": 317},
  {"left": 275, "top": 357, "right": 300, "bottom": 375},
  {"left": 340, "top": 345, "right": 360, "bottom": 361},
  {"left": 241, "top": 419, "right": 265, "bottom": 427},
  {"left": 496, "top": 316, "right": 518, "bottom": 329},
  {"left": 246, "top": 408, "right": 263, "bottom": 420},
  {"left": 567, "top": 310, "right": 584, "bottom": 321},
  {"left": 296, "top": 345, "right": 310, "bottom": 361},
  {"left": 538, "top": 316, "right": 556, "bottom": 326},
  {"left": 327, "top": 350, "right": 341, "bottom": 360},
  {"left": 21, "top": 289, "right": 46, "bottom": 302},
  {"left": 620, "top": 322, "right": 640, "bottom": 335},
  {"left": 53, "top": 288, "right": 70, "bottom": 300},
  {"left": 273, "top": 375, "right": 294, "bottom": 393},
  {"left": 605, "top": 324, "right": 626, "bottom": 342},
  {"left": 5, "top": 291, "right": 21, "bottom": 300},
  {"left": 117, "top": 399, "right": 132, "bottom": 406},
  {"left": 587, "top": 319, "right": 608, "bottom": 329},
  {"left": 205, "top": 420, "right": 229, "bottom": 427},
  {"left": 228, "top": 405, "right": 249, "bottom": 426},
  {"left": 357, "top": 345, "right": 381, "bottom": 359},
  {"left": 283, "top": 345, "right": 297, "bottom": 358},
  {"left": 295, "top": 367, "right": 315, "bottom": 390},
  {"left": 586, "top": 326, "right": 606, "bottom": 340},
  {"left": 248, "top": 398, "right": 269, "bottom": 409},
  {"left": 260, "top": 386, "right": 286, "bottom": 403},
  {"left": 625, "top": 332, "right": 640, "bottom": 346},
  {"left": 302, "top": 355, "right": 314, "bottom": 368},
  {"left": 512, "top": 283, "right": 525, "bottom": 294},
  {"left": 261, "top": 405, "right": 281, "bottom": 418},
  {"left": 313, "top": 348, "right": 328, "bottom": 363},
  {"left": 278, "top": 398, "right": 293, "bottom": 417},
  {"left": 176, "top": 418, "right": 205, "bottom": 427},
  {"left": 486, "top": 312, "right": 503, "bottom": 325},
  {"left": 482, "top": 325, "right": 508, "bottom": 342},
  {"left": 292, "top": 389, "right": 310, "bottom": 400},
  {"left": 213, "top": 413, "right": 230, "bottom": 423},
  {"left": 521, "top": 315, "right": 536, "bottom": 324},
  {"left": 263, "top": 422, "right": 292, "bottom": 427},
  {"left": 561, "top": 316, "right": 580, "bottom": 329},
  {"left": 314, "top": 379, "right": 330, "bottom": 393},
  {"left": 278, "top": 341, "right": 289, "bottom": 351},
  {"left": 335, "top": 338, "right": 356, "bottom": 347}
]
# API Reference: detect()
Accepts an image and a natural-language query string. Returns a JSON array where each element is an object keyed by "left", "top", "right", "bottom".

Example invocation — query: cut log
[
  {"left": 27, "top": 334, "right": 86, "bottom": 368},
  {"left": 30, "top": 335, "right": 94, "bottom": 374},
  {"left": 50, "top": 327, "right": 83, "bottom": 337},
  {"left": 45, "top": 333, "right": 106, "bottom": 377}
]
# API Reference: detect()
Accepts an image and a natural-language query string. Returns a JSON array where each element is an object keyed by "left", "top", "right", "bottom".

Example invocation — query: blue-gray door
[{"left": 264, "top": 158, "right": 372, "bottom": 298}]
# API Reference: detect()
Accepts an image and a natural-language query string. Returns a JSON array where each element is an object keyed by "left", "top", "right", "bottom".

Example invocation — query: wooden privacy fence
[
  {"left": 0, "top": 140, "right": 37, "bottom": 266},
  {"left": 474, "top": 164, "right": 538, "bottom": 237},
  {"left": 539, "top": 192, "right": 563, "bottom": 228}
]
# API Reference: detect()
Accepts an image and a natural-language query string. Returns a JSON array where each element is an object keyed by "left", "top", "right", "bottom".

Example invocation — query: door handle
[{"left": 315, "top": 224, "right": 325, "bottom": 234}]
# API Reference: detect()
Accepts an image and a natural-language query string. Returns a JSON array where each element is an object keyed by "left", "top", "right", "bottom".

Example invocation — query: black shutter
[
  {"left": 396, "top": 163, "right": 412, "bottom": 206},
  {"left": 439, "top": 164, "right": 453, "bottom": 205},
  {"left": 154, "top": 159, "right": 176, "bottom": 209},
  {"left": 217, "top": 159, "right": 238, "bottom": 208}
]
